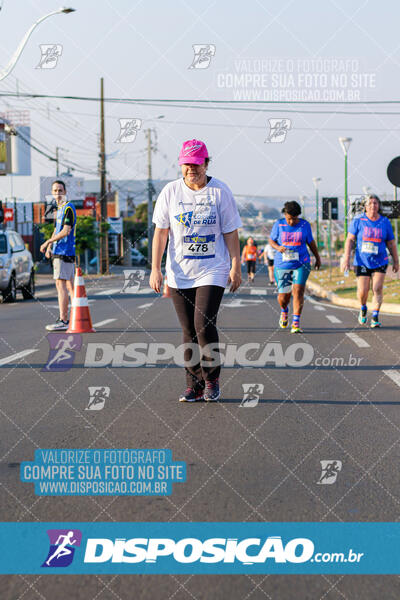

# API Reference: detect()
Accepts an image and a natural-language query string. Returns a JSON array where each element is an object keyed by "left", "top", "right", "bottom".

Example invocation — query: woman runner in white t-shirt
[{"left": 150, "top": 139, "right": 242, "bottom": 402}]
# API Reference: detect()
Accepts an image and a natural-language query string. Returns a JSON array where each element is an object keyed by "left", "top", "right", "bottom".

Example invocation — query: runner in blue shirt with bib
[
  {"left": 342, "top": 194, "right": 399, "bottom": 327},
  {"left": 270, "top": 201, "right": 321, "bottom": 333}
]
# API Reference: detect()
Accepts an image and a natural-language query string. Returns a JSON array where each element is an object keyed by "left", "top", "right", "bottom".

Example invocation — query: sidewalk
[{"left": 306, "top": 279, "right": 400, "bottom": 315}]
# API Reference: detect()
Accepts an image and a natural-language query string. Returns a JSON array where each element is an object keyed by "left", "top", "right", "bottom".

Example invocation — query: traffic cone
[
  {"left": 162, "top": 275, "right": 171, "bottom": 298},
  {"left": 67, "top": 267, "right": 95, "bottom": 333}
]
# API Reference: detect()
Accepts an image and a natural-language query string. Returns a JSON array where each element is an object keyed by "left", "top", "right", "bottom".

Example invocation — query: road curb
[{"left": 306, "top": 280, "right": 400, "bottom": 315}]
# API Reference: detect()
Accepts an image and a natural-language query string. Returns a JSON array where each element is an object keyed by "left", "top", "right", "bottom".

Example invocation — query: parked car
[
  {"left": 131, "top": 248, "right": 147, "bottom": 265},
  {"left": 89, "top": 248, "right": 147, "bottom": 267},
  {"left": 0, "top": 230, "right": 35, "bottom": 302}
]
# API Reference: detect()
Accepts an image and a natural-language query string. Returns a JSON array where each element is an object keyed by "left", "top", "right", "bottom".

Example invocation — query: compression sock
[
  {"left": 372, "top": 310, "right": 379, "bottom": 320},
  {"left": 292, "top": 314, "right": 300, "bottom": 326},
  {"left": 361, "top": 304, "right": 367, "bottom": 315}
]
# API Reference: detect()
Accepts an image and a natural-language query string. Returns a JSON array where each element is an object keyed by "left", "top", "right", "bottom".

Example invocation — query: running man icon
[
  {"left": 121, "top": 269, "right": 145, "bottom": 293},
  {"left": 317, "top": 460, "right": 343, "bottom": 485},
  {"left": 46, "top": 531, "right": 76, "bottom": 565},
  {"left": 42, "top": 333, "right": 82, "bottom": 372},
  {"left": 42, "top": 529, "right": 82, "bottom": 568}
]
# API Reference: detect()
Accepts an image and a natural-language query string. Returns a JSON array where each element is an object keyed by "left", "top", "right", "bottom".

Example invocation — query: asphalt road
[{"left": 1, "top": 267, "right": 400, "bottom": 599}]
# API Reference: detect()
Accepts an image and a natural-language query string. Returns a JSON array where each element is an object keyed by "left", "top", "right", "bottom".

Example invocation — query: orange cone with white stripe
[
  {"left": 162, "top": 275, "right": 171, "bottom": 298},
  {"left": 67, "top": 267, "right": 95, "bottom": 333}
]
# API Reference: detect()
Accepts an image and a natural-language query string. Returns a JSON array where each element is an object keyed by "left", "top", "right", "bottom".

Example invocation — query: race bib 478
[{"left": 183, "top": 234, "right": 216, "bottom": 259}]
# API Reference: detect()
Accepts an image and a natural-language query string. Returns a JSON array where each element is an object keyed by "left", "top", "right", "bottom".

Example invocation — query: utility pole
[
  {"left": 146, "top": 128, "right": 154, "bottom": 267},
  {"left": 55, "top": 146, "right": 59, "bottom": 176},
  {"left": 99, "top": 77, "right": 108, "bottom": 274},
  {"left": 395, "top": 185, "right": 399, "bottom": 248}
]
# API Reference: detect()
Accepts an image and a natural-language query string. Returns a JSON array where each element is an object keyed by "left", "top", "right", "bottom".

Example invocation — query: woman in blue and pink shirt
[
  {"left": 270, "top": 201, "right": 321, "bottom": 333},
  {"left": 342, "top": 194, "right": 399, "bottom": 327}
]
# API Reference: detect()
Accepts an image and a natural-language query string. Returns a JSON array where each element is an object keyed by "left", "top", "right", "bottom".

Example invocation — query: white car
[{"left": 0, "top": 230, "right": 35, "bottom": 302}]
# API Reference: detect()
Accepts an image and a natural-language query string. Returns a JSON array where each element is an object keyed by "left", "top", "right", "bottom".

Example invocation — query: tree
[{"left": 75, "top": 216, "right": 98, "bottom": 255}]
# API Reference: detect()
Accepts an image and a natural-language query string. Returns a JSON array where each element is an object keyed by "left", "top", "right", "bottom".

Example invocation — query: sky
[{"left": 1, "top": 0, "right": 400, "bottom": 213}]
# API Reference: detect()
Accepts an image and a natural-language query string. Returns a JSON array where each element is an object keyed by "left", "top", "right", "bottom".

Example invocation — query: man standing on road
[{"left": 40, "top": 180, "right": 77, "bottom": 331}]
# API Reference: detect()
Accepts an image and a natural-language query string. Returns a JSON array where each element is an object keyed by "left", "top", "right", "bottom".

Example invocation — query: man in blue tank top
[{"left": 40, "top": 180, "right": 77, "bottom": 331}]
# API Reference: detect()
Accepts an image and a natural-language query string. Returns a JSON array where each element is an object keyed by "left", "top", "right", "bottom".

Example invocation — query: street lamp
[
  {"left": 299, "top": 195, "right": 306, "bottom": 218},
  {"left": 339, "top": 137, "right": 352, "bottom": 237},
  {"left": 362, "top": 185, "right": 371, "bottom": 196},
  {"left": 312, "top": 177, "right": 322, "bottom": 248},
  {"left": 0, "top": 7, "right": 76, "bottom": 82}
]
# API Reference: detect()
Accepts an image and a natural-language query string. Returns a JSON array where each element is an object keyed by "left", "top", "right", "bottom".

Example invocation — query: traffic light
[{"left": 0, "top": 201, "right": 4, "bottom": 224}]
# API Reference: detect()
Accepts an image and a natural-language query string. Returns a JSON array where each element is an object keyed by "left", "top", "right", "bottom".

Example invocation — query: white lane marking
[
  {"left": 313, "top": 305, "right": 326, "bottom": 311},
  {"left": 345, "top": 332, "right": 370, "bottom": 348},
  {"left": 307, "top": 297, "right": 398, "bottom": 316},
  {"left": 326, "top": 315, "right": 342, "bottom": 323},
  {"left": 383, "top": 370, "right": 400, "bottom": 387},
  {"left": 314, "top": 302, "right": 358, "bottom": 312},
  {"left": 92, "top": 318, "right": 116, "bottom": 327},
  {"left": 138, "top": 303, "right": 153, "bottom": 309},
  {"left": 221, "top": 298, "right": 263, "bottom": 308},
  {"left": 43, "top": 300, "right": 95, "bottom": 308},
  {"left": 250, "top": 288, "right": 267, "bottom": 295},
  {"left": 0, "top": 349, "right": 38, "bottom": 366},
  {"left": 34, "top": 289, "right": 55, "bottom": 298},
  {"left": 94, "top": 288, "right": 121, "bottom": 296},
  {"left": 93, "top": 287, "right": 154, "bottom": 296}
]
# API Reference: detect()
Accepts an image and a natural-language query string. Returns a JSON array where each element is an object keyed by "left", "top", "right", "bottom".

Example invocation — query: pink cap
[{"left": 178, "top": 139, "right": 209, "bottom": 165}]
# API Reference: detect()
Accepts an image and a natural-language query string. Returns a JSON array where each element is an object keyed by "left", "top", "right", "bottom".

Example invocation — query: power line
[{"left": 2, "top": 92, "right": 400, "bottom": 115}]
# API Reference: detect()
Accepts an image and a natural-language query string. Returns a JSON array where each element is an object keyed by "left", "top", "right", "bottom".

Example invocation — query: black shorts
[
  {"left": 247, "top": 261, "right": 256, "bottom": 274},
  {"left": 355, "top": 264, "right": 388, "bottom": 277},
  {"left": 266, "top": 258, "right": 274, "bottom": 267}
]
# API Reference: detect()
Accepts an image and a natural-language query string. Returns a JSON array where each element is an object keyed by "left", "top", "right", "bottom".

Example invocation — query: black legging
[{"left": 169, "top": 285, "right": 225, "bottom": 389}]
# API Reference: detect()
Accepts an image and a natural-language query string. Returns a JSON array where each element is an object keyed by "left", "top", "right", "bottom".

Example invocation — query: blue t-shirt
[
  {"left": 270, "top": 218, "right": 314, "bottom": 269},
  {"left": 349, "top": 215, "right": 394, "bottom": 269},
  {"left": 53, "top": 201, "right": 76, "bottom": 257}
]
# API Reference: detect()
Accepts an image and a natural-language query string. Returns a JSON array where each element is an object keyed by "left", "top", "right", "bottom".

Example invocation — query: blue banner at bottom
[{"left": 0, "top": 522, "right": 398, "bottom": 574}]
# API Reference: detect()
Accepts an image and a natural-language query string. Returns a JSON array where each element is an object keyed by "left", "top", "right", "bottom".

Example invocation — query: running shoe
[
  {"left": 279, "top": 312, "right": 289, "bottom": 328},
  {"left": 204, "top": 379, "right": 221, "bottom": 402},
  {"left": 179, "top": 387, "right": 204, "bottom": 403},
  {"left": 358, "top": 308, "right": 367, "bottom": 325},
  {"left": 290, "top": 325, "right": 303, "bottom": 334},
  {"left": 370, "top": 317, "right": 381, "bottom": 328},
  {"left": 46, "top": 318, "right": 69, "bottom": 331}
]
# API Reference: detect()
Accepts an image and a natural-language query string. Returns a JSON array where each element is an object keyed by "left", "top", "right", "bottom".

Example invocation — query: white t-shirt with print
[
  {"left": 264, "top": 243, "right": 276, "bottom": 260},
  {"left": 152, "top": 177, "right": 242, "bottom": 289}
]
